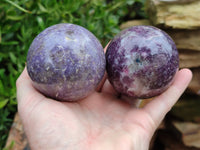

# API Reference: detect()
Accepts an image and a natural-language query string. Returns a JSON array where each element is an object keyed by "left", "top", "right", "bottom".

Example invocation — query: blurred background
[{"left": 1, "top": 0, "right": 200, "bottom": 150}]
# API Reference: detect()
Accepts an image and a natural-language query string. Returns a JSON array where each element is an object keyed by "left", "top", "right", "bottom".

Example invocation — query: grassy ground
[{"left": 0, "top": 0, "right": 146, "bottom": 149}]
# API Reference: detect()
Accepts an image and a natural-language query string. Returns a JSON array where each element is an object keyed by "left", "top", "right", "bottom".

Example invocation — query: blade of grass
[
  {"left": 0, "top": 99, "right": 9, "bottom": 109},
  {"left": 107, "top": 1, "right": 125, "bottom": 12},
  {"left": 0, "top": 27, "right": 1, "bottom": 43},
  {"left": 4, "top": 0, "right": 32, "bottom": 14}
]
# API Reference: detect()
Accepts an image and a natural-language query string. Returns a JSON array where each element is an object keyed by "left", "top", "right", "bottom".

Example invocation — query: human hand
[{"left": 17, "top": 64, "right": 192, "bottom": 150}]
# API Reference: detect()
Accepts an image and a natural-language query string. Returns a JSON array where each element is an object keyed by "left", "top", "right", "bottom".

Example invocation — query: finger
[
  {"left": 16, "top": 67, "right": 45, "bottom": 108},
  {"left": 104, "top": 41, "right": 110, "bottom": 53},
  {"left": 143, "top": 68, "right": 192, "bottom": 128},
  {"left": 96, "top": 42, "right": 111, "bottom": 92},
  {"left": 96, "top": 72, "right": 119, "bottom": 95},
  {"left": 96, "top": 72, "right": 107, "bottom": 92},
  {"left": 101, "top": 79, "right": 118, "bottom": 95}
]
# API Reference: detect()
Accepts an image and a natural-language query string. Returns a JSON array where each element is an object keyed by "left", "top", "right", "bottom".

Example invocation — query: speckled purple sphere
[
  {"left": 106, "top": 26, "right": 179, "bottom": 99},
  {"left": 27, "top": 23, "right": 105, "bottom": 101}
]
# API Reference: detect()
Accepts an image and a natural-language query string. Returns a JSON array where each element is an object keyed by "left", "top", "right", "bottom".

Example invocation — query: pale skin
[{"left": 17, "top": 65, "right": 192, "bottom": 150}]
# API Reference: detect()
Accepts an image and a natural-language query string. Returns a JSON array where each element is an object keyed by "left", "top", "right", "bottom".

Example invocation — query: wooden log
[
  {"left": 153, "top": 129, "right": 200, "bottom": 150},
  {"left": 120, "top": 19, "right": 151, "bottom": 29},
  {"left": 188, "top": 68, "right": 200, "bottom": 96},
  {"left": 172, "top": 121, "right": 200, "bottom": 148},
  {"left": 5, "top": 113, "right": 29, "bottom": 150},
  {"left": 166, "top": 29, "right": 200, "bottom": 52},
  {"left": 171, "top": 95, "right": 200, "bottom": 123},
  {"left": 150, "top": 112, "right": 200, "bottom": 149},
  {"left": 146, "top": 0, "right": 200, "bottom": 29},
  {"left": 179, "top": 50, "right": 200, "bottom": 68}
]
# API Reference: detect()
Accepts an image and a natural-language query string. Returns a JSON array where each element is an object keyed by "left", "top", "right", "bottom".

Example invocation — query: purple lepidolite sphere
[
  {"left": 27, "top": 23, "right": 105, "bottom": 101},
  {"left": 106, "top": 26, "right": 179, "bottom": 99}
]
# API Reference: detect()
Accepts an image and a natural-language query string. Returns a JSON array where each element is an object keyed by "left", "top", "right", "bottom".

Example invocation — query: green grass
[{"left": 0, "top": 0, "right": 146, "bottom": 148}]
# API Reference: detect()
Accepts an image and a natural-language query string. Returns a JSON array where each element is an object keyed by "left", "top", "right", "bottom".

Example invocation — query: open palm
[{"left": 17, "top": 68, "right": 192, "bottom": 150}]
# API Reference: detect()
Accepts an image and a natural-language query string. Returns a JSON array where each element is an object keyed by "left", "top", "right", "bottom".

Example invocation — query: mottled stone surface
[
  {"left": 106, "top": 25, "right": 179, "bottom": 99},
  {"left": 27, "top": 23, "right": 105, "bottom": 101}
]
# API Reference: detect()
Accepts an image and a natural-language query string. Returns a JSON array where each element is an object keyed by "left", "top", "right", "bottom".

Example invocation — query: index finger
[{"left": 143, "top": 68, "right": 192, "bottom": 127}]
